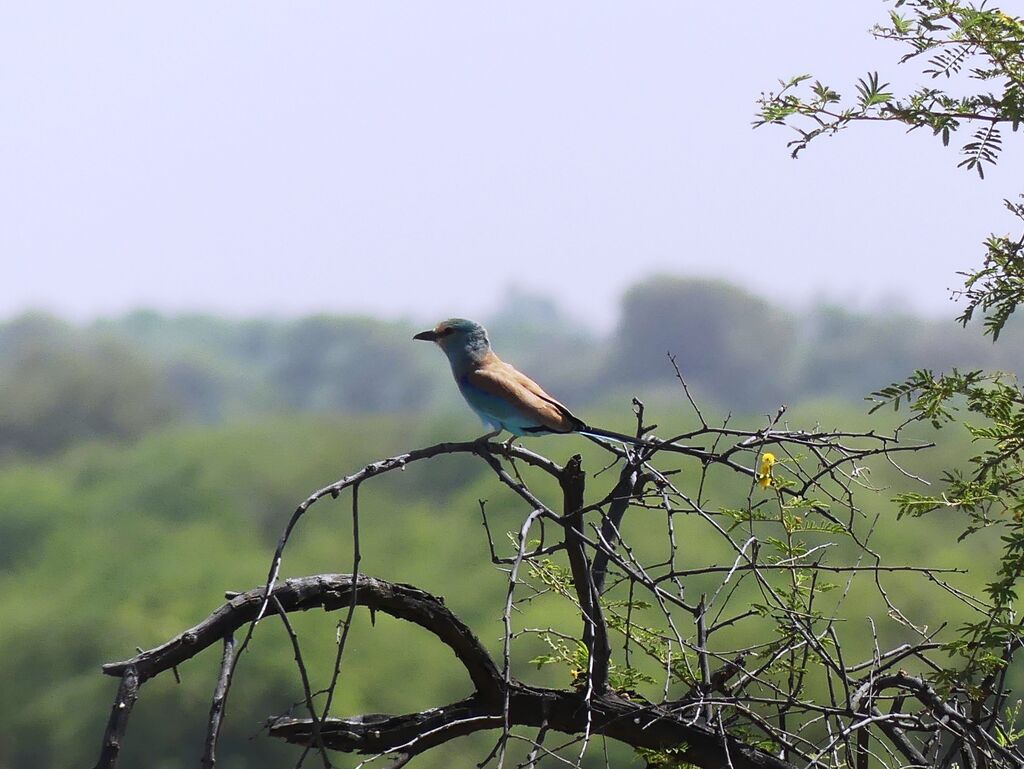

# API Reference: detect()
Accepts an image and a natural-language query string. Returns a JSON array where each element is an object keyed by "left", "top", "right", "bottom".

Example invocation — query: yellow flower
[{"left": 757, "top": 452, "right": 776, "bottom": 489}]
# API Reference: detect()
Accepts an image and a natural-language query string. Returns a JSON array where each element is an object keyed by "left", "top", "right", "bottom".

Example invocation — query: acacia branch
[{"left": 92, "top": 409, "right": 993, "bottom": 768}]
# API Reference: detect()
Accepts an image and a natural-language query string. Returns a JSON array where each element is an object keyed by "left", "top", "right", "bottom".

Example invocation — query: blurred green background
[{"left": 0, "top": 276, "right": 1014, "bottom": 768}]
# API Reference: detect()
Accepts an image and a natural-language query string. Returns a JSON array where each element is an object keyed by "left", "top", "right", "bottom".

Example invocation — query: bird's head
[{"left": 414, "top": 318, "right": 491, "bottom": 364}]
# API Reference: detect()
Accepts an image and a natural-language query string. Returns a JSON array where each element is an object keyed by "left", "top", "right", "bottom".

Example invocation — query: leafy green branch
[
  {"left": 870, "top": 367, "right": 1024, "bottom": 682},
  {"left": 755, "top": 2, "right": 1024, "bottom": 174},
  {"left": 956, "top": 197, "right": 1024, "bottom": 339}
]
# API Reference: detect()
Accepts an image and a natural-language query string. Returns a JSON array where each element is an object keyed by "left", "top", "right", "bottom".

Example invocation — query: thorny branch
[{"left": 92, "top": 384, "right": 1024, "bottom": 769}]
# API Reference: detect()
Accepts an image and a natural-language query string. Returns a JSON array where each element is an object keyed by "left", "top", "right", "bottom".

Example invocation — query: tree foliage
[
  {"left": 759, "top": 0, "right": 1024, "bottom": 742},
  {"left": 756, "top": 2, "right": 1024, "bottom": 176},
  {"left": 0, "top": 314, "right": 178, "bottom": 458},
  {"left": 608, "top": 277, "right": 798, "bottom": 408}
]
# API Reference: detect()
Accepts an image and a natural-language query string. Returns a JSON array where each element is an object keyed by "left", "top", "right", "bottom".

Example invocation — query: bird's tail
[
  {"left": 577, "top": 425, "right": 656, "bottom": 447},
  {"left": 578, "top": 425, "right": 705, "bottom": 455}
]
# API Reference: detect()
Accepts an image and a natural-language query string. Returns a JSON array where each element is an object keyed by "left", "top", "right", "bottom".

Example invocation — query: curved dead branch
[{"left": 103, "top": 574, "right": 501, "bottom": 698}]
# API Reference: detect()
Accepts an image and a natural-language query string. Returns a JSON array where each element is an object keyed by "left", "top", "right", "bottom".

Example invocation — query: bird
[{"left": 413, "top": 317, "right": 652, "bottom": 446}]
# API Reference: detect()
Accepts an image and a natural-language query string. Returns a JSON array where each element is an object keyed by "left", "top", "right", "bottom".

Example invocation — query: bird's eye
[{"left": 440, "top": 327, "right": 455, "bottom": 337}]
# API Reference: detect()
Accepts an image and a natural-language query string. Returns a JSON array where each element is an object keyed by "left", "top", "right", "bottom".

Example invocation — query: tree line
[{"left": 3, "top": 275, "right": 1019, "bottom": 460}]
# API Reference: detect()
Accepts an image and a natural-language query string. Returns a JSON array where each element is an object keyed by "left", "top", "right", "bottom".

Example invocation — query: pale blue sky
[{"left": 3, "top": 3, "right": 1019, "bottom": 329}]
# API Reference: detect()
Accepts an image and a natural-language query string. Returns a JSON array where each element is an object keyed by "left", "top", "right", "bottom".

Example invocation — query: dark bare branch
[
  {"left": 102, "top": 575, "right": 501, "bottom": 699},
  {"left": 92, "top": 665, "right": 140, "bottom": 769},
  {"left": 200, "top": 634, "right": 236, "bottom": 769},
  {"left": 269, "top": 686, "right": 799, "bottom": 769}
]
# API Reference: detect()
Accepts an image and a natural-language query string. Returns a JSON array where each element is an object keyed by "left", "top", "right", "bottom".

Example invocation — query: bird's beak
[{"left": 413, "top": 329, "right": 438, "bottom": 342}]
